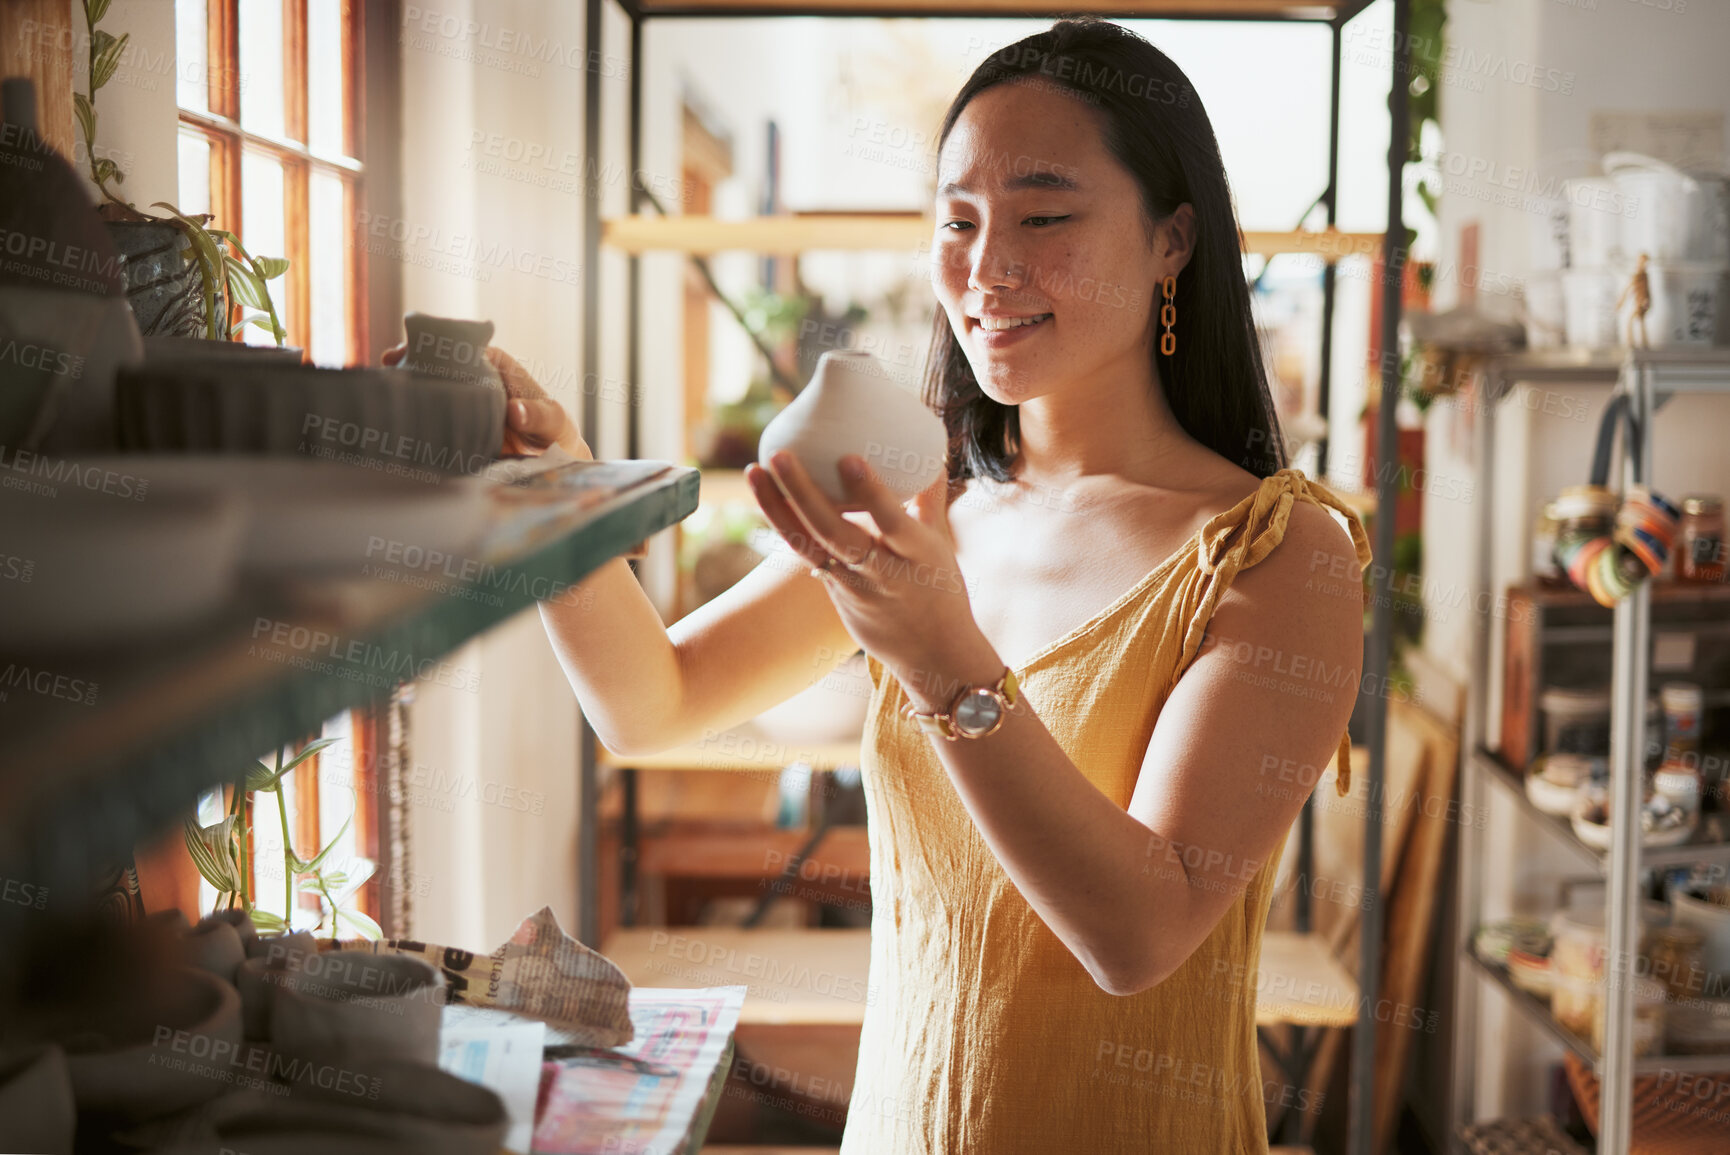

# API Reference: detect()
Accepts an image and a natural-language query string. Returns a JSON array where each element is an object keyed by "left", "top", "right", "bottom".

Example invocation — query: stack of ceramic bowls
[{"left": 1606, "top": 153, "right": 1730, "bottom": 346}]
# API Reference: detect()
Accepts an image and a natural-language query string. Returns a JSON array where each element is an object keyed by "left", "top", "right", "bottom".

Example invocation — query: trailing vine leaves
[{"left": 77, "top": 0, "right": 290, "bottom": 344}]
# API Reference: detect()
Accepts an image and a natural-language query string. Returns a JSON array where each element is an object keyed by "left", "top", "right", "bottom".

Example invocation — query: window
[
  {"left": 175, "top": 0, "right": 385, "bottom": 934},
  {"left": 195, "top": 710, "right": 389, "bottom": 937},
  {"left": 174, "top": 0, "right": 366, "bottom": 366}
]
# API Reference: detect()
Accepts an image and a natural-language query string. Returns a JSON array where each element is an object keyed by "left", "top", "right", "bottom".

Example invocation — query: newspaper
[
  {"left": 532, "top": 985, "right": 746, "bottom": 1155},
  {"left": 332, "top": 905, "right": 634, "bottom": 1048},
  {"left": 440, "top": 1012, "right": 547, "bottom": 1153}
]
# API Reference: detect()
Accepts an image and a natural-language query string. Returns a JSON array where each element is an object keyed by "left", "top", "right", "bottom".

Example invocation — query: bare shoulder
[{"left": 1218, "top": 493, "right": 1363, "bottom": 633}]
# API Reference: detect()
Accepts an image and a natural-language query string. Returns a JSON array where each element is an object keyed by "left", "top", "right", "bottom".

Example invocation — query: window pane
[
  {"left": 307, "top": 0, "right": 346, "bottom": 158},
  {"left": 239, "top": 0, "right": 285, "bottom": 138},
  {"left": 309, "top": 170, "right": 350, "bottom": 366},
  {"left": 318, "top": 714, "right": 364, "bottom": 913},
  {"left": 240, "top": 149, "right": 290, "bottom": 346},
  {"left": 175, "top": 0, "right": 208, "bottom": 113},
  {"left": 177, "top": 129, "right": 211, "bottom": 217}
]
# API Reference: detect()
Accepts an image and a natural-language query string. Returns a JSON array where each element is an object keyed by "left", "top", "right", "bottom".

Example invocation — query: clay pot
[
  {"left": 63, "top": 966, "right": 244, "bottom": 1122},
  {"left": 398, "top": 313, "right": 504, "bottom": 391},
  {"left": 114, "top": 362, "right": 504, "bottom": 477},
  {"left": 269, "top": 952, "right": 445, "bottom": 1067},
  {"left": 756, "top": 350, "right": 946, "bottom": 510},
  {"left": 208, "top": 908, "right": 259, "bottom": 955},
  {"left": 238, "top": 933, "right": 318, "bottom": 1040},
  {"left": 153, "top": 1064, "right": 506, "bottom": 1155},
  {"left": 0, "top": 1044, "right": 74, "bottom": 1154},
  {"left": 182, "top": 917, "right": 247, "bottom": 985}
]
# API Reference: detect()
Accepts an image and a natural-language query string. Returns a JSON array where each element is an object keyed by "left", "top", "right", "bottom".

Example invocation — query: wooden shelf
[
  {"left": 0, "top": 459, "right": 699, "bottom": 910},
  {"left": 603, "top": 214, "right": 1382, "bottom": 260}
]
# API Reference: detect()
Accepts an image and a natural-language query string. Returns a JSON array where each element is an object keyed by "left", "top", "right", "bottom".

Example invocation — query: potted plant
[
  {"left": 75, "top": 0, "right": 289, "bottom": 344},
  {"left": 183, "top": 736, "right": 382, "bottom": 940}
]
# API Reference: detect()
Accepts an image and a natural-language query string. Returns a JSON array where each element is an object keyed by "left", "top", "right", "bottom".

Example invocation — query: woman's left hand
[{"left": 745, "top": 451, "right": 992, "bottom": 696}]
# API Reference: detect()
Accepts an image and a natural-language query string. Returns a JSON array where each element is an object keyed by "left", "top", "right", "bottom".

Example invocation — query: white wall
[{"left": 68, "top": 0, "right": 179, "bottom": 208}]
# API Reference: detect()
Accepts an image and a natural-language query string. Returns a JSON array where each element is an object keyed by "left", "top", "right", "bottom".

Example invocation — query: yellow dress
[{"left": 841, "top": 468, "right": 1372, "bottom": 1154}]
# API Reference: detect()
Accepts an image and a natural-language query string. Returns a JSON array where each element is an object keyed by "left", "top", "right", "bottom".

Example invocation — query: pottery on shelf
[
  {"left": 0, "top": 79, "right": 143, "bottom": 453},
  {"left": 141, "top": 335, "right": 304, "bottom": 365},
  {"left": 269, "top": 952, "right": 445, "bottom": 1067},
  {"left": 757, "top": 350, "right": 947, "bottom": 511},
  {"left": 183, "top": 917, "right": 248, "bottom": 985},
  {"left": 63, "top": 966, "right": 244, "bottom": 1122},
  {"left": 0, "top": 1044, "right": 75, "bottom": 1154},
  {"left": 152, "top": 1068, "right": 507, "bottom": 1155},
  {"left": 115, "top": 362, "right": 504, "bottom": 476},
  {"left": 398, "top": 313, "right": 504, "bottom": 391}
]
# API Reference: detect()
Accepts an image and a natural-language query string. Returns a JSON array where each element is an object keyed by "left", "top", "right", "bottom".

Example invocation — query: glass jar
[
  {"left": 1591, "top": 976, "right": 1666, "bottom": 1057},
  {"left": 1541, "top": 686, "right": 1612, "bottom": 756},
  {"left": 1534, "top": 502, "right": 1564, "bottom": 586},
  {"left": 1654, "top": 762, "right": 1703, "bottom": 821},
  {"left": 1662, "top": 681, "right": 1705, "bottom": 765},
  {"left": 1677, "top": 495, "right": 1726, "bottom": 583},
  {"left": 1648, "top": 924, "right": 1708, "bottom": 1004}
]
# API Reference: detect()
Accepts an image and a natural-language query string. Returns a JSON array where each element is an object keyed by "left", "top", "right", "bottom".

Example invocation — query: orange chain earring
[{"left": 1160, "top": 275, "right": 1177, "bottom": 355}]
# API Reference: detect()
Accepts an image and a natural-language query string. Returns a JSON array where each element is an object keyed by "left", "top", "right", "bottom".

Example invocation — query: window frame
[{"left": 176, "top": 0, "right": 368, "bottom": 362}]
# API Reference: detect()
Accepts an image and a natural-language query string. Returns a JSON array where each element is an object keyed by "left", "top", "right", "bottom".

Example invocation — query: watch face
[{"left": 953, "top": 687, "right": 1003, "bottom": 737}]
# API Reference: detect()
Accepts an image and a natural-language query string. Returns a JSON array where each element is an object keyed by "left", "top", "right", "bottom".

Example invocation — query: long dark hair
[{"left": 926, "top": 17, "right": 1286, "bottom": 483}]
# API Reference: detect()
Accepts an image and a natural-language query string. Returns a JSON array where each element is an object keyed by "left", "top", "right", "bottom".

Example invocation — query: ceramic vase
[
  {"left": 399, "top": 313, "right": 504, "bottom": 391},
  {"left": 270, "top": 952, "right": 445, "bottom": 1067},
  {"left": 756, "top": 350, "right": 947, "bottom": 511}
]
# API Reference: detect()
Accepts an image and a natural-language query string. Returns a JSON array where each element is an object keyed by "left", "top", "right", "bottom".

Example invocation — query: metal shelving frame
[
  {"left": 577, "top": 3, "right": 1412, "bottom": 1152},
  {"left": 1453, "top": 347, "right": 1730, "bottom": 1151}
]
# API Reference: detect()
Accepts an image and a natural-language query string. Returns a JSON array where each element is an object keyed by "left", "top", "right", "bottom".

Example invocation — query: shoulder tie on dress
[{"left": 1181, "top": 468, "right": 1373, "bottom": 797}]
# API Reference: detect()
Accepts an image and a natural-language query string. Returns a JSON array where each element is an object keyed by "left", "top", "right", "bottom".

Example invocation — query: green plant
[
  {"left": 75, "top": 0, "right": 289, "bottom": 344},
  {"left": 184, "top": 737, "right": 382, "bottom": 940}
]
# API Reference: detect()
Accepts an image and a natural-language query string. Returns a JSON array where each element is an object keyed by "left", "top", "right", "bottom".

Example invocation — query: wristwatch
[{"left": 901, "top": 665, "right": 1022, "bottom": 741}]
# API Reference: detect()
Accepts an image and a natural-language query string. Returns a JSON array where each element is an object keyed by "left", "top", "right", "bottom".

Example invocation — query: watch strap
[{"left": 903, "top": 665, "right": 1020, "bottom": 740}]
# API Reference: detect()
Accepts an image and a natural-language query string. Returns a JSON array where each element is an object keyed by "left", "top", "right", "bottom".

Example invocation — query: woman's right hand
[{"left": 381, "top": 343, "right": 590, "bottom": 459}]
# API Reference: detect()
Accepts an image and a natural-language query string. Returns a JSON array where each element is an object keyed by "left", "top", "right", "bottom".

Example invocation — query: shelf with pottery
[
  {"left": 1482, "top": 346, "right": 1730, "bottom": 404},
  {"left": 1473, "top": 746, "right": 1730, "bottom": 873},
  {"left": 0, "top": 457, "right": 699, "bottom": 908},
  {"left": 1462, "top": 947, "right": 1730, "bottom": 1077},
  {"left": 602, "top": 214, "right": 1384, "bottom": 261},
  {"left": 1455, "top": 338, "right": 1730, "bottom": 1148}
]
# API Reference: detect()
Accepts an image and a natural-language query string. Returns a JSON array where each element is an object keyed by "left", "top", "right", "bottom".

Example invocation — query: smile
[{"left": 974, "top": 313, "right": 1052, "bottom": 331}]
